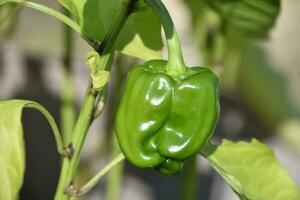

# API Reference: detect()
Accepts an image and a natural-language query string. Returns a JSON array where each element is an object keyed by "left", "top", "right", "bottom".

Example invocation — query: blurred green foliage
[{"left": 0, "top": 4, "right": 20, "bottom": 38}]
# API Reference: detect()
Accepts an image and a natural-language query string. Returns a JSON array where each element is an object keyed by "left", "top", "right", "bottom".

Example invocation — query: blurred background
[{"left": 0, "top": 0, "right": 299, "bottom": 199}]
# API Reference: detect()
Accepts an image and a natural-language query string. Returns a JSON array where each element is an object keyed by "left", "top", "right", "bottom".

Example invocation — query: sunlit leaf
[
  {"left": 0, "top": 100, "right": 28, "bottom": 200},
  {"left": 201, "top": 139, "right": 300, "bottom": 200},
  {"left": 59, "top": 0, "right": 162, "bottom": 60},
  {"left": 0, "top": 100, "right": 64, "bottom": 200}
]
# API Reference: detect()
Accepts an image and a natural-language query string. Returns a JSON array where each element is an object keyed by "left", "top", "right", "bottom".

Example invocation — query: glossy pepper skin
[{"left": 116, "top": 60, "right": 220, "bottom": 175}]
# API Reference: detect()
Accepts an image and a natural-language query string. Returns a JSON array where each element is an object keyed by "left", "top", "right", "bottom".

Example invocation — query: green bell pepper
[{"left": 115, "top": 60, "right": 220, "bottom": 175}]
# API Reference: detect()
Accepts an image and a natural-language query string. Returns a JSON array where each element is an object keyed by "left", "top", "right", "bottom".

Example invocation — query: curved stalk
[
  {"left": 0, "top": 0, "right": 81, "bottom": 34},
  {"left": 146, "top": 0, "right": 186, "bottom": 77},
  {"left": 24, "top": 102, "right": 67, "bottom": 157},
  {"left": 66, "top": 153, "right": 125, "bottom": 197}
]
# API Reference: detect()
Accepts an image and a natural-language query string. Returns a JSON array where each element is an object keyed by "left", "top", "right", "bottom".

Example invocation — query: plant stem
[
  {"left": 61, "top": 7, "right": 76, "bottom": 146},
  {"left": 54, "top": 86, "right": 97, "bottom": 200},
  {"left": 0, "top": 0, "right": 99, "bottom": 47},
  {"left": 68, "top": 153, "right": 125, "bottom": 197},
  {"left": 25, "top": 102, "right": 67, "bottom": 157},
  {"left": 0, "top": 0, "right": 81, "bottom": 35},
  {"left": 54, "top": 1, "right": 137, "bottom": 199},
  {"left": 105, "top": 135, "right": 124, "bottom": 200},
  {"left": 180, "top": 156, "right": 198, "bottom": 200},
  {"left": 66, "top": 153, "right": 125, "bottom": 197},
  {"left": 95, "top": 1, "right": 135, "bottom": 70},
  {"left": 146, "top": 0, "right": 186, "bottom": 77}
]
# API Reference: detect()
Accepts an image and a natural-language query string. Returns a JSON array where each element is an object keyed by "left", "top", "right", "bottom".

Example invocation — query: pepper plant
[{"left": 0, "top": 0, "right": 299, "bottom": 200}]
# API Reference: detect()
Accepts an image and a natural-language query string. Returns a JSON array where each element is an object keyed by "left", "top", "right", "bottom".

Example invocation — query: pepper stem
[{"left": 146, "top": 0, "right": 186, "bottom": 77}]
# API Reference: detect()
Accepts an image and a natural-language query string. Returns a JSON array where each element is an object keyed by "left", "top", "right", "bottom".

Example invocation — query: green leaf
[
  {"left": 204, "top": 0, "right": 281, "bottom": 38},
  {"left": 0, "top": 100, "right": 65, "bottom": 200},
  {"left": 0, "top": 100, "right": 28, "bottom": 200},
  {"left": 58, "top": 0, "right": 162, "bottom": 60},
  {"left": 201, "top": 139, "right": 300, "bottom": 200}
]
